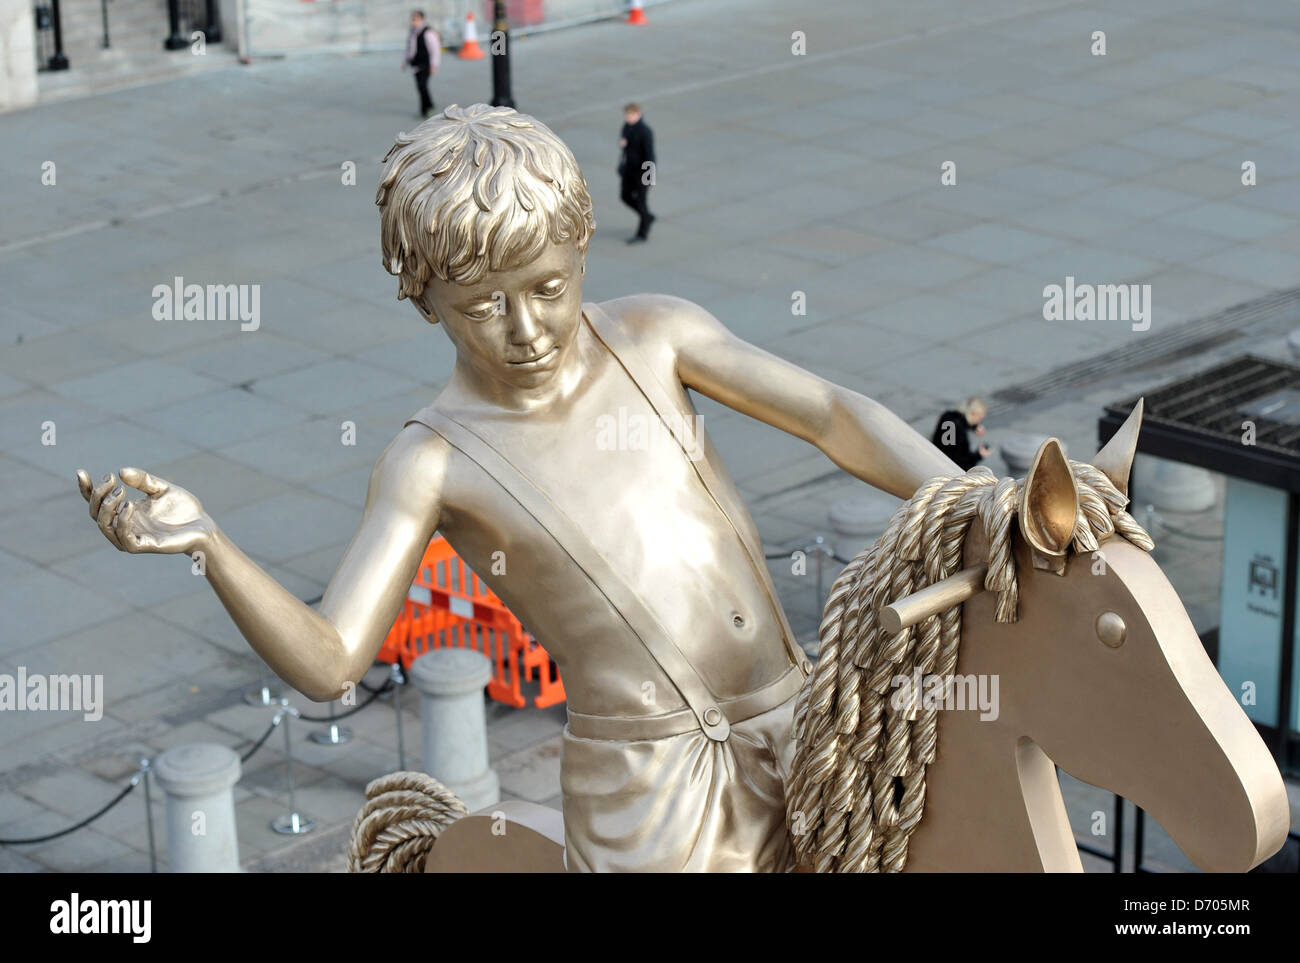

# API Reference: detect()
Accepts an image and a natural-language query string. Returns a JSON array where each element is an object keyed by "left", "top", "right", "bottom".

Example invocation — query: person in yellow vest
[{"left": 77, "top": 104, "right": 958, "bottom": 872}]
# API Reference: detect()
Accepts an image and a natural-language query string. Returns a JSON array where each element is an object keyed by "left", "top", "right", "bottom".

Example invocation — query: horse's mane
[{"left": 784, "top": 461, "right": 1154, "bottom": 873}]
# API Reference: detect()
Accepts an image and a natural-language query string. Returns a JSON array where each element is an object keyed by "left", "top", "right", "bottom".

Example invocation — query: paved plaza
[{"left": 2, "top": 0, "right": 1300, "bottom": 871}]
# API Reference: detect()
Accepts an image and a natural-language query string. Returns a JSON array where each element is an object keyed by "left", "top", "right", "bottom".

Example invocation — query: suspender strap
[
  {"left": 405, "top": 408, "right": 733, "bottom": 743},
  {"left": 581, "top": 302, "right": 809, "bottom": 672}
]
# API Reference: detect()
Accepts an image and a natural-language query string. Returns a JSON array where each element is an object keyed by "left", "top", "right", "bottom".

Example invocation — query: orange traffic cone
[
  {"left": 627, "top": 0, "right": 648, "bottom": 25},
  {"left": 459, "top": 12, "right": 486, "bottom": 59}
]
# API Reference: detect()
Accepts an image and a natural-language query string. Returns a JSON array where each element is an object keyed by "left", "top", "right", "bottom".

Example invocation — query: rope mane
[{"left": 784, "top": 461, "right": 1154, "bottom": 873}]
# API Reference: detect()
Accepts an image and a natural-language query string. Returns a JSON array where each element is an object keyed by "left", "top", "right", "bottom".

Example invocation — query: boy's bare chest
[{"left": 467, "top": 363, "right": 716, "bottom": 536}]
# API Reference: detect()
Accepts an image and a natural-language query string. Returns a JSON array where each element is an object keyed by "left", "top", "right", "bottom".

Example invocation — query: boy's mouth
[{"left": 508, "top": 345, "right": 559, "bottom": 369}]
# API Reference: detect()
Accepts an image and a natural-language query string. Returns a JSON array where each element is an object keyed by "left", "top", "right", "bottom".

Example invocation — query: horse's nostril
[{"left": 1096, "top": 611, "right": 1127, "bottom": 647}]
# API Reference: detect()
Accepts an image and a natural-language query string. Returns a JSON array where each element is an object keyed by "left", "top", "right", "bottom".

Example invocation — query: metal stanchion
[
  {"left": 243, "top": 676, "right": 282, "bottom": 707},
  {"left": 270, "top": 703, "right": 315, "bottom": 835},
  {"left": 140, "top": 758, "right": 158, "bottom": 873},
  {"left": 391, "top": 662, "right": 407, "bottom": 771},
  {"left": 812, "top": 535, "right": 826, "bottom": 616},
  {"left": 309, "top": 700, "right": 353, "bottom": 746}
]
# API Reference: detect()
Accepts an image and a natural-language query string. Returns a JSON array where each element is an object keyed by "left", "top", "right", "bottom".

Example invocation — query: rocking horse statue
[{"left": 74, "top": 105, "right": 1290, "bottom": 873}]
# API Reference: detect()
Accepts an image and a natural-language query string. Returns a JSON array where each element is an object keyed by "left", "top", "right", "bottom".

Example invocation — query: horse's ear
[
  {"left": 1020, "top": 438, "right": 1078, "bottom": 570},
  {"left": 1092, "top": 398, "right": 1143, "bottom": 499}
]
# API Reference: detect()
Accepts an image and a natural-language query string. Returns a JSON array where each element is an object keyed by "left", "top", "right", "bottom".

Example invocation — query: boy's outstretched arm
[
  {"left": 661, "top": 297, "right": 961, "bottom": 499},
  {"left": 76, "top": 425, "right": 447, "bottom": 701}
]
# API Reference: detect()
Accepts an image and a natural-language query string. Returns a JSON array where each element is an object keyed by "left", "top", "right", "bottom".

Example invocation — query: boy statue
[{"left": 76, "top": 104, "right": 958, "bottom": 872}]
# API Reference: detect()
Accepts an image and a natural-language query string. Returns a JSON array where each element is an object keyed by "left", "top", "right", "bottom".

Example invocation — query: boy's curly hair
[{"left": 376, "top": 104, "right": 596, "bottom": 304}]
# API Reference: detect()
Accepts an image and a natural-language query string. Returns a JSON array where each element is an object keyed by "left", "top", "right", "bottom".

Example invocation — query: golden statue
[{"left": 77, "top": 105, "right": 1288, "bottom": 873}]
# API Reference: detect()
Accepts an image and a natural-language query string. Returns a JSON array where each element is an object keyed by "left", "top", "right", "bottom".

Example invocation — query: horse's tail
[{"left": 347, "top": 771, "right": 469, "bottom": 872}]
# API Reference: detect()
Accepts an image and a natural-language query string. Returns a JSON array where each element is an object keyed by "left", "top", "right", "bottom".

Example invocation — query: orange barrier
[{"left": 377, "top": 538, "right": 565, "bottom": 709}]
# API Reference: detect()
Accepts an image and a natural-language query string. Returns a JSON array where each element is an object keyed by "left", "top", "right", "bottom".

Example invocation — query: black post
[
  {"left": 1278, "top": 492, "right": 1298, "bottom": 765},
  {"left": 101, "top": 0, "right": 110, "bottom": 48},
  {"left": 489, "top": 0, "right": 514, "bottom": 109},
  {"left": 1113, "top": 794, "right": 1125, "bottom": 873},
  {"left": 1133, "top": 805, "right": 1147, "bottom": 873},
  {"left": 203, "top": 0, "right": 221, "bottom": 43},
  {"left": 164, "top": 0, "right": 187, "bottom": 49},
  {"left": 48, "top": 0, "right": 70, "bottom": 69}
]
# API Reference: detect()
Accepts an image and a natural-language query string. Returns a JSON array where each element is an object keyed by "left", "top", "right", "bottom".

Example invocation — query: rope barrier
[
  {"left": 239, "top": 712, "right": 284, "bottom": 763},
  {"left": 0, "top": 769, "right": 142, "bottom": 846},
  {"left": 0, "top": 671, "right": 401, "bottom": 848},
  {"left": 297, "top": 680, "right": 395, "bottom": 723}
]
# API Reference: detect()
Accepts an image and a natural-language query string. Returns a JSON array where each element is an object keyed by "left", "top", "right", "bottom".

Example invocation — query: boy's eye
[
  {"left": 462, "top": 304, "right": 496, "bottom": 322},
  {"left": 537, "top": 280, "right": 566, "bottom": 298}
]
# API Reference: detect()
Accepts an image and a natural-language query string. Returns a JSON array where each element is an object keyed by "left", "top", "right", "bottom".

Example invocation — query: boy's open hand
[{"left": 76, "top": 467, "right": 213, "bottom": 556}]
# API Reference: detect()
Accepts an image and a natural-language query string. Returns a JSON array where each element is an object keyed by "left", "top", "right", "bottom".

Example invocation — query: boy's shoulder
[{"left": 593, "top": 294, "right": 726, "bottom": 353}]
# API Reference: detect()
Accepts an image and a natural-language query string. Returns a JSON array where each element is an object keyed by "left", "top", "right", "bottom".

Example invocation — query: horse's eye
[{"left": 1096, "top": 611, "right": 1127, "bottom": 648}]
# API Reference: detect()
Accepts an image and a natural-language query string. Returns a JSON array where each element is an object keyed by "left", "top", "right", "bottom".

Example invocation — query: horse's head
[
  {"left": 969, "top": 407, "right": 1289, "bottom": 872},
  {"left": 797, "top": 402, "right": 1289, "bottom": 873}
]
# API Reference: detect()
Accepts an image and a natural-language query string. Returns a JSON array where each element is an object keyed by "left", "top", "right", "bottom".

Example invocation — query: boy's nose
[{"left": 509, "top": 301, "right": 544, "bottom": 345}]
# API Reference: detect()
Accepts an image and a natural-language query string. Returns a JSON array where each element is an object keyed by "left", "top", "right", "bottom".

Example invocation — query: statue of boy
[{"left": 77, "top": 104, "right": 957, "bottom": 872}]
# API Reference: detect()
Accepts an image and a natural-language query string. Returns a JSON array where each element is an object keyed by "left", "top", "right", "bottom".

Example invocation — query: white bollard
[
  {"left": 1000, "top": 434, "right": 1068, "bottom": 476},
  {"left": 152, "top": 743, "right": 242, "bottom": 873},
  {"left": 409, "top": 648, "right": 500, "bottom": 812},
  {"left": 1133, "top": 454, "right": 1217, "bottom": 513},
  {"left": 828, "top": 491, "right": 900, "bottom": 561}
]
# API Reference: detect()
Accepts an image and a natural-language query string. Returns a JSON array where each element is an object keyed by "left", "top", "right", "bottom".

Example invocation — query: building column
[{"left": 0, "top": 0, "right": 39, "bottom": 112}]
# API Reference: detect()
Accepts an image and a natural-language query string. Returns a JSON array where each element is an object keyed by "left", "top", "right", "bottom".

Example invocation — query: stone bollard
[
  {"left": 1000, "top": 434, "right": 1067, "bottom": 476},
  {"left": 152, "top": 743, "right": 241, "bottom": 873},
  {"left": 409, "top": 648, "right": 500, "bottom": 813},
  {"left": 1132, "top": 454, "right": 1216, "bottom": 513},
  {"left": 828, "top": 491, "right": 900, "bottom": 561}
]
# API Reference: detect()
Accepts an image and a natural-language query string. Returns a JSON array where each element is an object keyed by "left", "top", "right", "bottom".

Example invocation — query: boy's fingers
[
  {"left": 76, "top": 469, "right": 92, "bottom": 501},
  {"left": 88, "top": 472, "right": 116, "bottom": 519},
  {"left": 120, "top": 467, "right": 168, "bottom": 497},
  {"left": 97, "top": 487, "right": 126, "bottom": 550}
]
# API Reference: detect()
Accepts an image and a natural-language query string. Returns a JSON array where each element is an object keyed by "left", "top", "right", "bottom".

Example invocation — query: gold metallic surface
[
  {"left": 76, "top": 106, "right": 959, "bottom": 872},
  {"left": 791, "top": 420, "right": 1289, "bottom": 873},
  {"left": 77, "top": 107, "right": 1285, "bottom": 873},
  {"left": 1095, "top": 611, "right": 1127, "bottom": 648}
]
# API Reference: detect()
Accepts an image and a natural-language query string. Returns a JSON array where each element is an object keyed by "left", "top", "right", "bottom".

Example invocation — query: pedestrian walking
[
  {"left": 931, "top": 398, "right": 991, "bottom": 471},
  {"left": 618, "top": 103, "right": 656, "bottom": 243},
  {"left": 404, "top": 11, "right": 441, "bottom": 119}
]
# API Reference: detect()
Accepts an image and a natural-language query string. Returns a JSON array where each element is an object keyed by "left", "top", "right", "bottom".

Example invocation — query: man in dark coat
[
  {"left": 404, "top": 11, "right": 440, "bottom": 119},
  {"left": 618, "top": 104, "right": 656, "bottom": 243},
  {"left": 931, "top": 398, "right": 990, "bottom": 471}
]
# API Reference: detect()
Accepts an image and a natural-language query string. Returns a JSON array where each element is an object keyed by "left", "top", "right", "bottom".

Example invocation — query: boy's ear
[{"left": 411, "top": 293, "right": 440, "bottom": 325}]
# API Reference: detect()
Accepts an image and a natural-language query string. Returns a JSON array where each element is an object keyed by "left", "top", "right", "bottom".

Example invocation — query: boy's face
[{"left": 421, "top": 241, "right": 585, "bottom": 392}]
